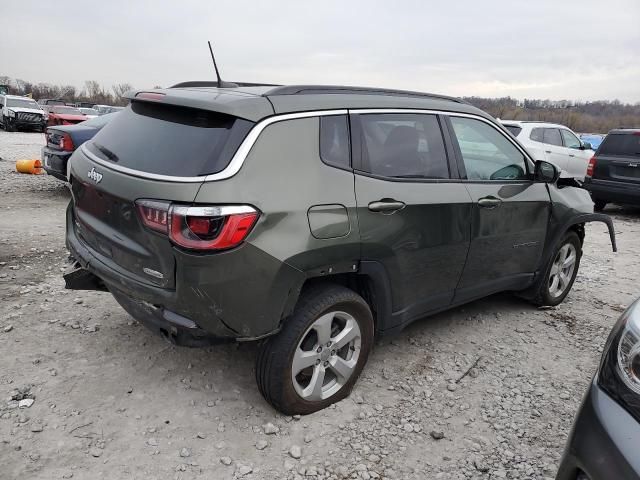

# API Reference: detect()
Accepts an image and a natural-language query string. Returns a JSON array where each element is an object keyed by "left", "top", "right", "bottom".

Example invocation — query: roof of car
[
  {"left": 126, "top": 83, "right": 492, "bottom": 123},
  {"left": 4, "top": 94, "right": 38, "bottom": 100},
  {"left": 607, "top": 128, "right": 640, "bottom": 134},
  {"left": 499, "top": 120, "right": 568, "bottom": 129}
]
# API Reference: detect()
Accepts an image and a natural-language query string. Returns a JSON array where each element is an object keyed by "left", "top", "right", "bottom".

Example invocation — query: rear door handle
[
  {"left": 569, "top": 154, "right": 575, "bottom": 157},
  {"left": 368, "top": 199, "right": 406, "bottom": 213},
  {"left": 545, "top": 150, "right": 552, "bottom": 154},
  {"left": 478, "top": 196, "right": 502, "bottom": 209}
]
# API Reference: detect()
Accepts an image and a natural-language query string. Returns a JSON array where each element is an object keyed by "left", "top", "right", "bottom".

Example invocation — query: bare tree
[{"left": 112, "top": 83, "right": 133, "bottom": 99}]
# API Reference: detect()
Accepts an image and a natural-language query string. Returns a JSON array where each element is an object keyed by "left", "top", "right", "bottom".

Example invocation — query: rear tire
[
  {"left": 256, "top": 284, "right": 374, "bottom": 415},
  {"left": 593, "top": 199, "right": 607, "bottom": 212},
  {"left": 531, "top": 231, "right": 582, "bottom": 307}
]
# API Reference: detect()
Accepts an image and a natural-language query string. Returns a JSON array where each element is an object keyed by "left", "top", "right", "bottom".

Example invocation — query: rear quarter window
[
  {"left": 598, "top": 133, "right": 640, "bottom": 157},
  {"left": 86, "top": 101, "right": 254, "bottom": 177},
  {"left": 319, "top": 115, "right": 350, "bottom": 169}
]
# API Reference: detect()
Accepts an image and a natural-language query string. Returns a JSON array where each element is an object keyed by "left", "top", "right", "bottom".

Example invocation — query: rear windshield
[
  {"left": 86, "top": 101, "right": 254, "bottom": 177},
  {"left": 598, "top": 133, "right": 640, "bottom": 157},
  {"left": 503, "top": 125, "right": 522, "bottom": 137}
]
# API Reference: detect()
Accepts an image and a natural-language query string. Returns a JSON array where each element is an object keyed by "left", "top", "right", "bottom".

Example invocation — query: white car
[
  {"left": 500, "top": 121, "right": 594, "bottom": 180},
  {"left": 0, "top": 94, "right": 47, "bottom": 132}
]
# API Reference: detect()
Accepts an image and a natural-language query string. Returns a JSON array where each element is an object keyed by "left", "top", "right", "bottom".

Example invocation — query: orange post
[{"left": 15, "top": 159, "right": 44, "bottom": 175}]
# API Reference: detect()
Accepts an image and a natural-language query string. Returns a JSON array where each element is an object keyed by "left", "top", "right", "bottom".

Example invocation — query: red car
[{"left": 45, "top": 106, "right": 87, "bottom": 126}]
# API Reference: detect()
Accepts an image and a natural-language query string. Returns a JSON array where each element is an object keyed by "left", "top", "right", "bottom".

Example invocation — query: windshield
[
  {"left": 52, "top": 106, "right": 83, "bottom": 115},
  {"left": 7, "top": 98, "right": 41, "bottom": 109},
  {"left": 79, "top": 108, "right": 99, "bottom": 115}
]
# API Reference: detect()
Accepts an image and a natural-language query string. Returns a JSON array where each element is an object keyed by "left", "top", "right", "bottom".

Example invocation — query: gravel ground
[{"left": 0, "top": 130, "right": 639, "bottom": 480}]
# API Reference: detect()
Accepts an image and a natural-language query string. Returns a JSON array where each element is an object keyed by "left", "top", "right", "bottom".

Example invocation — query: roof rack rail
[
  {"left": 170, "top": 81, "right": 281, "bottom": 89},
  {"left": 264, "top": 85, "right": 465, "bottom": 103}
]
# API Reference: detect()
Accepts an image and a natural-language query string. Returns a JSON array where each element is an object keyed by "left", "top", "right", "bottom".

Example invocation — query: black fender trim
[{"left": 568, "top": 213, "right": 617, "bottom": 252}]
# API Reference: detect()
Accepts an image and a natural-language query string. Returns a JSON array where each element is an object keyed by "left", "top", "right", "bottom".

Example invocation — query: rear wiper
[{"left": 93, "top": 143, "right": 119, "bottom": 162}]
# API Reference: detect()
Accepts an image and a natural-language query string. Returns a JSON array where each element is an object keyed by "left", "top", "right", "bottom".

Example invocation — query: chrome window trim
[
  {"left": 79, "top": 109, "right": 348, "bottom": 183},
  {"left": 348, "top": 108, "right": 536, "bottom": 166}
]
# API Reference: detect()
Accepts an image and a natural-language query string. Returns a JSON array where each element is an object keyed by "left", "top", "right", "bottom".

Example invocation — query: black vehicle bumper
[
  {"left": 5, "top": 116, "right": 45, "bottom": 130},
  {"left": 556, "top": 380, "right": 640, "bottom": 480},
  {"left": 584, "top": 179, "right": 640, "bottom": 206},
  {"left": 41, "top": 146, "right": 70, "bottom": 182},
  {"left": 64, "top": 203, "right": 303, "bottom": 345}
]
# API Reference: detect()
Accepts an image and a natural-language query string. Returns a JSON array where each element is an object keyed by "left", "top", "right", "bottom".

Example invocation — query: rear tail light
[
  {"left": 586, "top": 156, "right": 597, "bottom": 177},
  {"left": 135, "top": 201, "right": 259, "bottom": 251},
  {"left": 136, "top": 200, "right": 170, "bottom": 233},
  {"left": 59, "top": 133, "right": 75, "bottom": 151}
]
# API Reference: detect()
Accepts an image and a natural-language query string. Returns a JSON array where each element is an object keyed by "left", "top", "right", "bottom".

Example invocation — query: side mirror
[
  {"left": 534, "top": 160, "right": 560, "bottom": 183},
  {"left": 581, "top": 142, "right": 593, "bottom": 150}
]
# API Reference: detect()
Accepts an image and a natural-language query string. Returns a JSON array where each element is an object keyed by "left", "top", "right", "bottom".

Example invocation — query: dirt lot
[{"left": 0, "top": 130, "right": 638, "bottom": 480}]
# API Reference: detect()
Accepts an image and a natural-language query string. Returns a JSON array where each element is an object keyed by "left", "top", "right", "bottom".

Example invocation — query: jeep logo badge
[{"left": 87, "top": 167, "right": 103, "bottom": 183}]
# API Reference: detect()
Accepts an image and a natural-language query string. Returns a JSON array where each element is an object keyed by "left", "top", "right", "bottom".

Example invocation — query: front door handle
[
  {"left": 569, "top": 153, "right": 575, "bottom": 157},
  {"left": 545, "top": 150, "right": 552, "bottom": 154},
  {"left": 368, "top": 199, "right": 406, "bottom": 213},
  {"left": 478, "top": 196, "right": 502, "bottom": 209}
]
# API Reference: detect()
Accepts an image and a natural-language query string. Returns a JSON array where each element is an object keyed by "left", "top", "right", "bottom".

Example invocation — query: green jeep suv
[{"left": 64, "top": 83, "right": 616, "bottom": 414}]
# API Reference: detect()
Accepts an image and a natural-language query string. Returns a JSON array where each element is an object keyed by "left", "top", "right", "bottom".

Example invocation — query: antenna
[{"left": 208, "top": 41, "right": 237, "bottom": 88}]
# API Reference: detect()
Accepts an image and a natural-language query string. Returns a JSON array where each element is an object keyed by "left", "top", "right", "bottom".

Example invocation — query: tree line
[
  {"left": 1, "top": 75, "right": 638, "bottom": 132},
  {"left": 464, "top": 96, "right": 640, "bottom": 133},
  {"left": 0, "top": 76, "right": 140, "bottom": 106}
]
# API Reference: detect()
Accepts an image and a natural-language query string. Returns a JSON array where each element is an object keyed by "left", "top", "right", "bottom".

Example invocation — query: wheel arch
[{"left": 295, "top": 262, "right": 393, "bottom": 335}]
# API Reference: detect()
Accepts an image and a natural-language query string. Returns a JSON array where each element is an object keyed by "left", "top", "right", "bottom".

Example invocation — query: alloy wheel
[
  {"left": 548, "top": 243, "right": 577, "bottom": 298},
  {"left": 291, "top": 311, "right": 361, "bottom": 401}
]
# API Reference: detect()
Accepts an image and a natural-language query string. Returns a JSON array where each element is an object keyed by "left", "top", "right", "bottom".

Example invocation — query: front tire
[
  {"left": 532, "top": 231, "right": 582, "bottom": 306},
  {"left": 256, "top": 284, "right": 374, "bottom": 415}
]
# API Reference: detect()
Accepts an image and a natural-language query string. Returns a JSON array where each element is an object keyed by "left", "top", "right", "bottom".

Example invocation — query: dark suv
[
  {"left": 64, "top": 84, "right": 616, "bottom": 414},
  {"left": 583, "top": 129, "right": 640, "bottom": 211}
]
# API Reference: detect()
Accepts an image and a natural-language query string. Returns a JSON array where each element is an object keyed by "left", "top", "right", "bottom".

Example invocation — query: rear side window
[
  {"left": 86, "top": 101, "right": 254, "bottom": 177},
  {"left": 320, "top": 115, "right": 350, "bottom": 168},
  {"left": 543, "top": 128, "right": 563, "bottom": 146},
  {"left": 357, "top": 113, "right": 449, "bottom": 179},
  {"left": 503, "top": 125, "right": 522, "bottom": 137},
  {"left": 598, "top": 133, "right": 640, "bottom": 157}
]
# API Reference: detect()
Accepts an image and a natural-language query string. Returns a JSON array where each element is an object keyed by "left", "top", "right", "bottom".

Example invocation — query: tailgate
[
  {"left": 70, "top": 149, "right": 203, "bottom": 289},
  {"left": 594, "top": 132, "right": 640, "bottom": 184},
  {"left": 67, "top": 99, "right": 256, "bottom": 289}
]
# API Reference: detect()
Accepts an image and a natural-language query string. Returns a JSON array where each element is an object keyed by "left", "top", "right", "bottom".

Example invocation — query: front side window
[
  {"left": 543, "top": 128, "right": 563, "bottom": 146},
  {"left": 561, "top": 129, "right": 581, "bottom": 149},
  {"left": 450, "top": 116, "right": 528, "bottom": 181},
  {"left": 358, "top": 113, "right": 449, "bottom": 179},
  {"left": 319, "top": 115, "right": 350, "bottom": 168}
]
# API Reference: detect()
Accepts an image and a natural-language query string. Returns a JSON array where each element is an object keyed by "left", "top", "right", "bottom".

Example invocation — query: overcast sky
[{"left": 2, "top": 0, "right": 639, "bottom": 102}]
